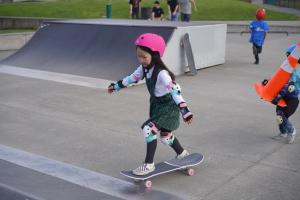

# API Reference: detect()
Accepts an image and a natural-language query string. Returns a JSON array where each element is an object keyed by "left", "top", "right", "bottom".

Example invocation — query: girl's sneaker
[
  {"left": 287, "top": 129, "right": 296, "bottom": 144},
  {"left": 176, "top": 149, "right": 190, "bottom": 159},
  {"left": 132, "top": 163, "right": 155, "bottom": 175}
]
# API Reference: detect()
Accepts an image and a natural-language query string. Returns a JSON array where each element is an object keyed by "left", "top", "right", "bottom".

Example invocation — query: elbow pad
[
  {"left": 168, "top": 81, "right": 184, "bottom": 104},
  {"left": 288, "top": 82, "right": 295, "bottom": 93},
  {"left": 170, "top": 81, "right": 181, "bottom": 96}
]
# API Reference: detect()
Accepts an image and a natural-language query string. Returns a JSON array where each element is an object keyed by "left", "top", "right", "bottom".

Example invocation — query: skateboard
[
  {"left": 120, "top": 153, "right": 204, "bottom": 188},
  {"left": 182, "top": 33, "right": 197, "bottom": 76}
]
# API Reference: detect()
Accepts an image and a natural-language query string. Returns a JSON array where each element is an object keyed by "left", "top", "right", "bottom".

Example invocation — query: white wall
[
  {"left": 163, "top": 24, "right": 227, "bottom": 75},
  {"left": 0, "top": 32, "right": 34, "bottom": 51}
]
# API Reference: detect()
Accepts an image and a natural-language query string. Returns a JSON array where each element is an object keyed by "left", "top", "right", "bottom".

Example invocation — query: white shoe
[
  {"left": 272, "top": 133, "right": 287, "bottom": 140},
  {"left": 287, "top": 129, "right": 296, "bottom": 144},
  {"left": 132, "top": 163, "right": 155, "bottom": 176},
  {"left": 176, "top": 150, "right": 189, "bottom": 159},
  {"left": 279, "top": 133, "right": 288, "bottom": 138}
]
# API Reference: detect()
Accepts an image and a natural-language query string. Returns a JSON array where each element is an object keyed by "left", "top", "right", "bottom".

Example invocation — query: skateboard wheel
[
  {"left": 187, "top": 168, "right": 195, "bottom": 176},
  {"left": 144, "top": 180, "right": 152, "bottom": 188}
]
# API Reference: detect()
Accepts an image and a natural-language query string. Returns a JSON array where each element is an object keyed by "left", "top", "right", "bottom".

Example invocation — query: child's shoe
[
  {"left": 176, "top": 149, "right": 190, "bottom": 159},
  {"left": 272, "top": 133, "right": 287, "bottom": 140},
  {"left": 287, "top": 129, "right": 296, "bottom": 144},
  {"left": 132, "top": 163, "right": 155, "bottom": 175}
]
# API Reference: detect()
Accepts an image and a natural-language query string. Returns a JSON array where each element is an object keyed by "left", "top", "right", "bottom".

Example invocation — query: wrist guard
[
  {"left": 108, "top": 80, "right": 125, "bottom": 92},
  {"left": 178, "top": 102, "right": 193, "bottom": 121},
  {"left": 261, "top": 79, "right": 268, "bottom": 86}
]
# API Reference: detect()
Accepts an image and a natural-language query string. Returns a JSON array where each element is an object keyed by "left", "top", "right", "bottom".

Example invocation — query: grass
[
  {"left": 0, "top": 0, "right": 298, "bottom": 20},
  {"left": 0, "top": 28, "right": 36, "bottom": 34}
]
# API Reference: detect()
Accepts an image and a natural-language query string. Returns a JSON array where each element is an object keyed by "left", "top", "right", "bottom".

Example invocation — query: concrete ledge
[
  {"left": 0, "top": 32, "right": 34, "bottom": 50},
  {"left": 1, "top": 17, "right": 299, "bottom": 33},
  {"left": 227, "top": 24, "right": 300, "bottom": 33},
  {"left": 0, "top": 16, "right": 61, "bottom": 29},
  {"left": 197, "top": 21, "right": 300, "bottom": 33},
  {"left": 164, "top": 24, "right": 227, "bottom": 75}
]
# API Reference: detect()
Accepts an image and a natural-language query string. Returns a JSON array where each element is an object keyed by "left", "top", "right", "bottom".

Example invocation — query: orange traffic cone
[{"left": 255, "top": 43, "right": 300, "bottom": 107}]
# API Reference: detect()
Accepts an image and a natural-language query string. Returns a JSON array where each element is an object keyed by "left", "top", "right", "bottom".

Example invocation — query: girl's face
[{"left": 136, "top": 47, "right": 152, "bottom": 67}]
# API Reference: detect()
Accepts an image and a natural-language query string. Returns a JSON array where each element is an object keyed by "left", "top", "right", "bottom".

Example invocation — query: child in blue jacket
[
  {"left": 249, "top": 8, "right": 269, "bottom": 65},
  {"left": 271, "top": 44, "right": 300, "bottom": 144}
]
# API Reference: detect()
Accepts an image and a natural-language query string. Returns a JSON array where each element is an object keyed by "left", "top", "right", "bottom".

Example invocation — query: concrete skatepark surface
[{"left": 0, "top": 32, "right": 300, "bottom": 199}]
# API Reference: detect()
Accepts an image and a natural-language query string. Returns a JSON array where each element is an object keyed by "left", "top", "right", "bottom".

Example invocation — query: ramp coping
[{"left": 0, "top": 64, "right": 112, "bottom": 89}]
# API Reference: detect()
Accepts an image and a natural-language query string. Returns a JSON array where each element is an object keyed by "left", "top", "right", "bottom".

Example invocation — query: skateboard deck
[{"left": 120, "top": 153, "right": 204, "bottom": 188}]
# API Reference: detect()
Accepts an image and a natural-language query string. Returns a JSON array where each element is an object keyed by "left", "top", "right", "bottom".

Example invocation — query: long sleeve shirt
[{"left": 122, "top": 65, "right": 185, "bottom": 104}]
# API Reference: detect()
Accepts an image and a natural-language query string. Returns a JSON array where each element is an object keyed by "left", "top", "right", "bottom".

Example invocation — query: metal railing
[{"left": 264, "top": 0, "right": 300, "bottom": 9}]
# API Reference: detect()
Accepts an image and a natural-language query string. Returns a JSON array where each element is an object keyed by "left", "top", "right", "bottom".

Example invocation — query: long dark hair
[{"left": 138, "top": 46, "right": 176, "bottom": 81}]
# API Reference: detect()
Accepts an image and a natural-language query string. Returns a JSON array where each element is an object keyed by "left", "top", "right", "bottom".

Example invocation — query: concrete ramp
[
  {"left": 0, "top": 145, "right": 187, "bottom": 200},
  {"left": 0, "top": 19, "right": 226, "bottom": 88},
  {"left": 0, "top": 20, "right": 174, "bottom": 81}
]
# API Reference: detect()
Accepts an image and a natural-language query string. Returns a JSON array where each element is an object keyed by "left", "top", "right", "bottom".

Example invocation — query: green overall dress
[{"left": 145, "top": 67, "right": 180, "bottom": 131}]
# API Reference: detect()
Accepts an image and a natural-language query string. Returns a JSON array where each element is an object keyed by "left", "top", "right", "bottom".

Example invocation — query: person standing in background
[
  {"left": 178, "top": 0, "right": 197, "bottom": 22},
  {"left": 129, "top": 0, "right": 142, "bottom": 19},
  {"left": 167, "top": 0, "right": 179, "bottom": 21}
]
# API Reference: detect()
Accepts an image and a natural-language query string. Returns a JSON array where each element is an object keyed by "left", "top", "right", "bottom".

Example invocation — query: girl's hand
[
  {"left": 107, "top": 80, "right": 125, "bottom": 93},
  {"left": 185, "top": 115, "right": 193, "bottom": 125},
  {"left": 108, "top": 83, "right": 115, "bottom": 93}
]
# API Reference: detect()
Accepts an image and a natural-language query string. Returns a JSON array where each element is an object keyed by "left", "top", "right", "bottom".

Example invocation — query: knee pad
[
  {"left": 276, "top": 110, "right": 286, "bottom": 125},
  {"left": 160, "top": 132, "right": 175, "bottom": 146},
  {"left": 276, "top": 115, "right": 283, "bottom": 124},
  {"left": 142, "top": 121, "right": 159, "bottom": 143}
]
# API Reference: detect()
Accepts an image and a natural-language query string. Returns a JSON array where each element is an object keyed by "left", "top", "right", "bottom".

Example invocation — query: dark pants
[
  {"left": 131, "top": 7, "right": 139, "bottom": 19},
  {"left": 253, "top": 43, "right": 262, "bottom": 63},
  {"left": 276, "top": 97, "right": 299, "bottom": 118},
  {"left": 181, "top": 13, "right": 191, "bottom": 22},
  {"left": 276, "top": 96, "right": 299, "bottom": 134}
]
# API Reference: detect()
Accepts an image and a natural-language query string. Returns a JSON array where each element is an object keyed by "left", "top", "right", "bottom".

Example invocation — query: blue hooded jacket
[{"left": 249, "top": 20, "right": 269, "bottom": 46}]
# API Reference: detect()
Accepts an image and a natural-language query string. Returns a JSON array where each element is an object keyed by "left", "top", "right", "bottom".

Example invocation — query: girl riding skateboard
[{"left": 108, "top": 33, "right": 193, "bottom": 175}]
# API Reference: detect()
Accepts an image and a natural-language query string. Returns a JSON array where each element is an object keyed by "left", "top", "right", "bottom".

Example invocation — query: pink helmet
[{"left": 134, "top": 33, "right": 166, "bottom": 57}]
